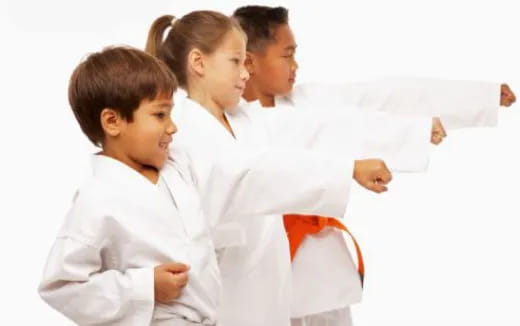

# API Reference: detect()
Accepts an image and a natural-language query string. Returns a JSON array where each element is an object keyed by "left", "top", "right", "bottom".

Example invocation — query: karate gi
[{"left": 278, "top": 78, "right": 501, "bottom": 326}]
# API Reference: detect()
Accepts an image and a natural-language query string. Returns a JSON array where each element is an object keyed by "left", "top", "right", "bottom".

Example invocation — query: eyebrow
[
  {"left": 154, "top": 102, "right": 173, "bottom": 109},
  {"left": 284, "top": 45, "right": 297, "bottom": 51}
]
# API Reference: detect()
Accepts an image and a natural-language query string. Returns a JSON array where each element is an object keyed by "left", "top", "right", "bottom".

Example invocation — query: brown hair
[
  {"left": 232, "top": 6, "right": 289, "bottom": 53},
  {"left": 68, "top": 46, "right": 177, "bottom": 146},
  {"left": 145, "top": 11, "right": 244, "bottom": 88}
]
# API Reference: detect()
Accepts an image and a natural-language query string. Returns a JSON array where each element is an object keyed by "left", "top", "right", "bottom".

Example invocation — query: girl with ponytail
[{"left": 145, "top": 10, "right": 401, "bottom": 326}]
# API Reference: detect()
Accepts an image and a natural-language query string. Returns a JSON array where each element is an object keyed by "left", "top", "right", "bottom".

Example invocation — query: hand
[
  {"left": 431, "top": 117, "right": 447, "bottom": 145},
  {"left": 154, "top": 262, "right": 190, "bottom": 304},
  {"left": 353, "top": 159, "right": 392, "bottom": 193},
  {"left": 500, "top": 84, "right": 516, "bottom": 107}
]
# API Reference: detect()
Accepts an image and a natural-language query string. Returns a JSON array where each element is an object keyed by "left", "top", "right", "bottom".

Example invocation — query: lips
[{"left": 159, "top": 139, "right": 171, "bottom": 150}]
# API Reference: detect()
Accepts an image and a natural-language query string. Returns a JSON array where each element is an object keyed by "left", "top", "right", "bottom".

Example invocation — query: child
[
  {"left": 145, "top": 11, "right": 443, "bottom": 326},
  {"left": 233, "top": 6, "right": 515, "bottom": 128},
  {"left": 233, "top": 5, "right": 516, "bottom": 326},
  {"left": 37, "top": 46, "right": 206, "bottom": 325}
]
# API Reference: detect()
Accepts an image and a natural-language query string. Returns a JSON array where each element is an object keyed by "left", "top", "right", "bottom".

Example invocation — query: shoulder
[{"left": 58, "top": 177, "right": 122, "bottom": 245}]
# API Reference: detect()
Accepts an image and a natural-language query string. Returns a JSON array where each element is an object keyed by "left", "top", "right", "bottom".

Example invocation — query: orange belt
[{"left": 283, "top": 214, "right": 365, "bottom": 285}]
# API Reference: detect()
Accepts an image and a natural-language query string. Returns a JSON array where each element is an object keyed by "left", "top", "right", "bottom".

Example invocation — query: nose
[
  {"left": 240, "top": 63, "right": 250, "bottom": 82},
  {"left": 167, "top": 118, "right": 177, "bottom": 135},
  {"left": 291, "top": 58, "right": 299, "bottom": 72}
]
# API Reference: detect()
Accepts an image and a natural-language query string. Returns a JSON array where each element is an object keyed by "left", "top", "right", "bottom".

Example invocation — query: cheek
[
  {"left": 265, "top": 62, "right": 291, "bottom": 87},
  {"left": 275, "top": 59, "right": 291, "bottom": 74},
  {"left": 219, "top": 67, "right": 241, "bottom": 92},
  {"left": 213, "top": 66, "right": 235, "bottom": 88},
  {"left": 267, "top": 61, "right": 290, "bottom": 81},
  {"left": 228, "top": 65, "right": 242, "bottom": 82},
  {"left": 212, "top": 78, "right": 240, "bottom": 108},
  {"left": 136, "top": 124, "right": 160, "bottom": 146}
]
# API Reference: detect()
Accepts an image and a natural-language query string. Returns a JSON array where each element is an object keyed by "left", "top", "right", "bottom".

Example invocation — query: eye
[
  {"left": 155, "top": 112, "right": 166, "bottom": 119},
  {"left": 231, "top": 58, "right": 240, "bottom": 65}
]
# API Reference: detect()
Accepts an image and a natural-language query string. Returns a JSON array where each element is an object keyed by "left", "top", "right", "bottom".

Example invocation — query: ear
[
  {"left": 187, "top": 48, "right": 205, "bottom": 78},
  {"left": 245, "top": 52, "right": 255, "bottom": 75},
  {"left": 100, "top": 108, "right": 124, "bottom": 138}
]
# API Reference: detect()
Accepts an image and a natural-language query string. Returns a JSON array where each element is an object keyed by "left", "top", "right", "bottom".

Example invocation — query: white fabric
[
  {"left": 171, "top": 97, "right": 357, "bottom": 326},
  {"left": 170, "top": 98, "right": 355, "bottom": 227},
  {"left": 290, "top": 227, "right": 362, "bottom": 318},
  {"left": 249, "top": 100, "right": 433, "bottom": 172},
  {"left": 169, "top": 93, "right": 440, "bottom": 325},
  {"left": 273, "top": 78, "right": 500, "bottom": 319},
  {"left": 211, "top": 97, "right": 432, "bottom": 325},
  {"left": 39, "top": 155, "right": 220, "bottom": 325},
  {"left": 288, "top": 78, "right": 500, "bottom": 130}
]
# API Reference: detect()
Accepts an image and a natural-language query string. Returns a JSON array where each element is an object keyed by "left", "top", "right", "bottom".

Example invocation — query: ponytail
[{"left": 145, "top": 15, "right": 175, "bottom": 57}]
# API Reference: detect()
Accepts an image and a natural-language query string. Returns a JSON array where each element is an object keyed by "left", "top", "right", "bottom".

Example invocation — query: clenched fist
[
  {"left": 500, "top": 84, "right": 516, "bottom": 107},
  {"left": 431, "top": 117, "right": 447, "bottom": 145},
  {"left": 353, "top": 159, "right": 392, "bottom": 193},
  {"left": 154, "top": 262, "right": 190, "bottom": 304}
]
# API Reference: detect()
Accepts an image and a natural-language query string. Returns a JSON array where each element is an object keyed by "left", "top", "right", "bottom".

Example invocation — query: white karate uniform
[
  {"left": 289, "top": 78, "right": 500, "bottom": 129},
  {"left": 279, "top": 79, "right": 501, "bottom": 326},
  {"left": 169, "top": 97, "right": 361, "bottom": 326},
  {"left": 171, "top": 97, "right": 434, "bottom": 326},
  {"left": 39, "top": 155, "right": 221, "bottom": 325}
]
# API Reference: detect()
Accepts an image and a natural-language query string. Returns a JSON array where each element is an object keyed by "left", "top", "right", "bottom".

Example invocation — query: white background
[{"left": 1, "top": 0, "right": 519, "bottom": 325}]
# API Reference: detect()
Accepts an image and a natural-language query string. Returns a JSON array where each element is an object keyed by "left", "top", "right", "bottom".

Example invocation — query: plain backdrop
[{"left": 1, "top": 0, "right": 519, "bottom": 325}]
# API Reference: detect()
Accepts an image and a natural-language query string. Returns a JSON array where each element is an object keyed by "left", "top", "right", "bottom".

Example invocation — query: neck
[
  {"left": 188, "top": 85, "right": 226, "bottom": 119},
  {"left": 243, "top": 80, "right": 275, "bottom": 108},
  {"left": 187, "top": 85, "right": 236, "bottom": 137},
  {"left": 101, "top": 143, "right": 159, "bottom": 184}
]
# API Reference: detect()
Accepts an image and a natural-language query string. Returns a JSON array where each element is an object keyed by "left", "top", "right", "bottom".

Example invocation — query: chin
[
  {"left": 154, "top": 160, "right": 167, "bottom": 170},
  {"left": 274, "top": 82, "right": 293, "bottom": 95},
  {"left": 279, "top": 86, "right": 293, "bottom": 96},
  {"left": 152, "top": 155, "right": 168, "bottom": 169},
  {"left": 224, "top": 97, "right": 241, "bottom": 110}
]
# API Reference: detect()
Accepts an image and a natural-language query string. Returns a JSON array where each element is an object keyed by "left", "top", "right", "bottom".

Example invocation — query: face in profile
[
  {"left": 203, "top": 27, "right": 250, "bottom": 110},
  {"left": 249, "top": 23, "right": 298, "bottom": 97},
  {"left": 117, "top": 95, "right": 176, "bottom": 171}
]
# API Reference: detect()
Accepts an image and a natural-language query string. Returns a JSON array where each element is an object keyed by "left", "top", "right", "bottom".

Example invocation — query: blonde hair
[{"left": 146, "top": 11, "right": 245, "bottom": 88}]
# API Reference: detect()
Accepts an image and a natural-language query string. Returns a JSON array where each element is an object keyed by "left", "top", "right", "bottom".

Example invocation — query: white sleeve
[
  {"left": 38, "top": 236, "right": 154, "bottom": 326},
  {"left": 251, "top": 107, "right": 432, "bottom": 173},
  {"left": 171, "top": 142, "right": 354, "bottom": 223},
  {"left": 349, "top": 110, "right": 432, "bottom": 172},
  {"left": 210, "top": 145, "right": 354, "bottom": 219},
  {"left": 295, "top": 79, "right": 501, "bottom": 130}
]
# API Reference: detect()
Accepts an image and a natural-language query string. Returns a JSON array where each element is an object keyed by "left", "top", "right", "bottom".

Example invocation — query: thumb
[
  {"left": 362, "top": 178, "right": 388, "bottom": 193},
  {"left": 369, "top": 182, "right": 388, "bottom": 193},
  {"left": 378, "top": 168, "right": 392, "bottom": 184},
  {"left": 439, "top": 123, "right": 447, "bottom": 137}
]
